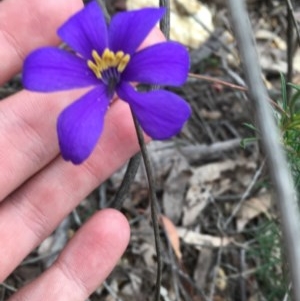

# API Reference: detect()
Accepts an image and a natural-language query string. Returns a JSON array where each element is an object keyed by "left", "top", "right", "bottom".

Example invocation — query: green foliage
[
  {"left": 248, "top": 74, "right": 300, "bottom": 300},
  {"left": 243, "top": 74, "right": 300, "bottom": 193},
  {"left": 277, "top": 75, "right": 300, "bottom": 194},
  {"left": 240, "top": 123, "right": 260, "bottom": 148},
  {"left": 248, "top": 221, "right": 290, "bottom": 300},
  {"left": 242, "top": 74, "right": 300, "bottom": 300}
]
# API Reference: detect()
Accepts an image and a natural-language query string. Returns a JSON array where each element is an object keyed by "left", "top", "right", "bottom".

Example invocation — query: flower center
[{"left": 87, "top": 48, "right": 130, "bottom": 85}]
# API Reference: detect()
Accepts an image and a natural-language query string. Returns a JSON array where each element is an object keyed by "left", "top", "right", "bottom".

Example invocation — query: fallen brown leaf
[{"left": 160, "top": 215, "right": 182, "bottom": 260}]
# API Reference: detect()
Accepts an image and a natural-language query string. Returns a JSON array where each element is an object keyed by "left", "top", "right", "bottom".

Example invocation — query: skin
[{"left": 0, "top": 0, "right": 165, "bottom": 300}]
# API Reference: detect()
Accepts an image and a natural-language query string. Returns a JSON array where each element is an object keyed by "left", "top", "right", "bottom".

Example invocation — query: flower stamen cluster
[{"left": 87, "top": 48, "right": 130, "bottom": 80}]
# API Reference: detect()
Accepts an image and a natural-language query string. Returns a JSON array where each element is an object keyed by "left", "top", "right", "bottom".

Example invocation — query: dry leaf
[
  {"left": 121, "top": 274, "right": 142, "bottom": 296},
  {"left": 140, "top": 242, "right": 156, "bottom": 267},
  {"left": 293, "top": 48, "right": 300, "bottom": 74},
  {"left": 183, "top": 183, "right": 211, "bottom": 226},
  {"left": 255, "top": 29, "right": 287, "bottom": 74},
  {"left": 194, "top": 248, "right": 213, "bottom": 288},
  {"left": 183, "top": 160, "right": 243, "bottom": 226},
  {"left": 236, "top": 193, "right": 273, "bottom": 231},
  {"left": 162, "top": 154, "right": 190, "bottom": 223},
  {"left": 160, "top": 286, "right": 173, "bottom": 301},
  {"left": 189, "top": 160, "right": 237, "bottom": 185},
  {"left": 215, "top": 267, "right": 227, "bottom": 291},
  {"left": 160, "top": 215, "right": 182, "bottom": 260},
  {"left": 255, "top": 29, "right": 286, "bottom": 50}
]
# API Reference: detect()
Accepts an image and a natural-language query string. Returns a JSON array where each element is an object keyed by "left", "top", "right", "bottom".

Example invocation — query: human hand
[{"left": 0, "top": 0, "right": 164, "bottom": 299}]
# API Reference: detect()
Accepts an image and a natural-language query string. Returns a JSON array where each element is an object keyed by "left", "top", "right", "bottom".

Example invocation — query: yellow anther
[
  {"left": 103, "top": 49, "right": 115, "bottom": 68},
  {"left": 117, "top": 54, "right": 130, "bottom": 72},
  {"left": 87, "top": 60, "right": 102, "bottom": 79},
  {"left": 114, "top": 51, "right": 125, "bottom": 66},
  {"left": 87, "top": 48, "right": 130, "bottom": 79},
  {"left": 91, "top": 50, "right": 102, "bottom": 65}
]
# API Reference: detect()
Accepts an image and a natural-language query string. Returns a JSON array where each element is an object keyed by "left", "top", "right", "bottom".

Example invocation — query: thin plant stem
[
  {"left": 93, "top": 1, "right": 142, "bottom": 209},
  {"left": 94, "top": 2, "right": 172, "bottom": 300},
  {"left": 159, "top": 0, "right": 170, "bottom": 40},
  {"left": 284, "top": 0, "right": 300, "bottom": 47},
  {"left": 189, "top": 72, "right": 247, "bottom": 91},
  {"left": 109, "top": 153, "right": 141, "bottom": 209},
  {"left": 227, "top": 1, "right": 300, "bottom": 300},
  {"left": 95, "top": 0, "right": 110, "bottom": 23},
  {"left": 287, "top": 1, "right": 294, "bottom": 99},
  {"left": 131, "top": 112, "right": 162, "bottom": 301},
  {"left": 188, "top": 72, "right": 288, "bottom": 116}
]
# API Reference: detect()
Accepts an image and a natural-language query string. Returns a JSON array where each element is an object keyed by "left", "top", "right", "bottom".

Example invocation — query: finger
[
  {"left": 0, "top": 98, "right": 137, "bottom": 281},
  {"left": 0, "top": 0, "right": 83, "bottom": 84},
  {"left": 9, "top": 209, "right": 130, "bottom": 301},
  {"left": 0, "top": 89, "right": 86, "bottom": 202},
  {"left": 0, "top": 28, "right": 165, "bottom": 202}
]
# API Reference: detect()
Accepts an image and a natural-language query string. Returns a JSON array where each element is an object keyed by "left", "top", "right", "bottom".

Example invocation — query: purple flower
[{"left": 23, "top": 1, "right": 191, "bottom": 164}]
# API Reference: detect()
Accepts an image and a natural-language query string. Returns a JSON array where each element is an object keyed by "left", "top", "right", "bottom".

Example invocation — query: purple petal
[
  {"left": 58, "top": 1, "right": 108, "bottom": 59},
  {"left": 117, "top": 83, "right": 191, "bottom": 139},
  {"left": 122, "top": 41, "right": 189, "bottom": 86},
  {"left": 23, "top": 47, "right": 99, "bottom": 92},
  {"left": 57, "top": 85, "right": 109, "bottom": 164},
  {"left": 108, "top": 8, "right": 165, "bottom": 55}
]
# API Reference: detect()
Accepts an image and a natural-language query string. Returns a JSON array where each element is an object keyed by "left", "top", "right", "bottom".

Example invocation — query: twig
[
  {"left": 0, "top": 284, "right": 4, "bottom": 301},
  {"left": 227, "top": 1, "right": 300, "bottom": 300},
  {"left": 208, "top": 245, "right": 223, "bottom": 301},
  {"left": 178, "top": 282, "right": 194, "bottom": 301},
  {"left": 0, "top": 282, "right": 17, "bottom": 292},
  {"left": 287, "top": 2, "right": 294, "bottom": 99},
  {"left": 239, "top": 249, "right": 247, "bottom": 301},
  {"left": 162, "top": 256, "right": 208, "bottom": 300},
  {"left": 224, "top": 160, "right": 266, "bottom": 228},
  {"left": 179, "top": 138, "right": 243, "bottom": 163},
  {"left": 21, "top": 251, "right": 60, "bottom": 265},
  {"left": 282, "top": 283, "right": 292, "bottom": 301},
  {"left": 227, "top": 267, "right": 258, "bottom": 279},
  {"left": 98, "top": 182, "right": 107, "bottom": 208},
  {"left": 102, "top": 281, "right": 123, "bottom": 301},
  {"left": 43, "top": 217, "right": 70, "bottom": 268},
  {"left": 284, "top": 0, "right": 300, "bottom": 47},
  {"left": 72, "top": 208, "right": 82, "bottom": 226},
  {"left": 189, "top": 72, "right": 247, "bottom": 91},
  {"left": 188, "top": 72, "right": 287, "bottom": 116}
]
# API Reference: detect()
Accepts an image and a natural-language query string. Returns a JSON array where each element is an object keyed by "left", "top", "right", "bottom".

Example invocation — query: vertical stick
[{"left": 227, "top": 0, "right": 300, "bottom": 300}]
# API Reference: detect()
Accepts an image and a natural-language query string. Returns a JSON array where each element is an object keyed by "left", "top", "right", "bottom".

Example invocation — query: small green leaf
[
  {"left": 287, "top": 82, "right": 300, "bottom": 92},
  {"left": 240, "top": 137, "right": 258, "bottom": 148},
  {"left": 243, "top": 122, "right": 258, "bottom": 132}
]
